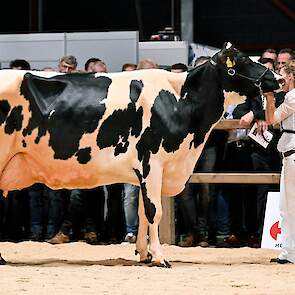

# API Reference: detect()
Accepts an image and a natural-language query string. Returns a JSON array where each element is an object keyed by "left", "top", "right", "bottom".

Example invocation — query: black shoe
[{"left": 270, "top": 258, "right": 292, "bottom": 264}]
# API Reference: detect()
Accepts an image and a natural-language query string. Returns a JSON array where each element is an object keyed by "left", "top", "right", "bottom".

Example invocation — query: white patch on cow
[
  {"left": 48, "top": 109, "right": 55, "bottom": 119},
  {"left": 117, "top": 135, "right": 124, "bottom": 144},
  {"left": 225, "top": 42, "right": 232, "bottom": 49},
  {"left": 272, "top": 71, "right": 282, "bottom": 80},
  {"left": 183, "top": 92, "right": 188, "bottom": 99},
  {"left": 94, "top": 72, "right": 131, "bottom": 79},
  {"left": 99, "top": 98, "right": 108, "bottom": 105},
  {"left": 29, "top": 70, "right": 64, "bottom": 78}
]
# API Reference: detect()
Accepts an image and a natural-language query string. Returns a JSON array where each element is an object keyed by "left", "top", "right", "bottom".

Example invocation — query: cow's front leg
[
  {"left": 0, "top": 253, "right": 6, "bottom": 265},
  {"left": 147, "top": 196, "right": 171, "bottom": 268},
  {"left": 135, "top": 191, "right": 151, "bottom": 263},
  {"left": 134, "top": 166, "right": 171, "bottom": 268}
]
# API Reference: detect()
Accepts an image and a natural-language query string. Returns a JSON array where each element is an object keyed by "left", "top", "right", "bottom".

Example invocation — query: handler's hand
[
  {"left": 256, "top": 120, "right": 268, "bottom": 135},
  {"left": 239, "top": 111, "right": 254, "bottom": 126}
]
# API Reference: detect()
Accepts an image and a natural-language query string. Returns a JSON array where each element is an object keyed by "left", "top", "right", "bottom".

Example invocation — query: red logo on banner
[{"left": 270, "top": 221, "right": 281, "bottom": 240}]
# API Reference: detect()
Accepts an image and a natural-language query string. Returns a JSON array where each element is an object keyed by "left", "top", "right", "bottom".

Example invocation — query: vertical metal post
[
  {"left": 181, "top": 0, "right": 194, "bottom": 43},
  {"left": 28, "top": 0, "right": 42, "bottom": 32},
  {"left": 135, "top": 0, "right": 144, "bottom": 41},
  {"left": 171, "top": 0, "right": 175, "bottom": 29},
  {"left": 38, "top": 0, "right": 43, "bottom": 32},
  {"left": 29, "top": 0, "right": 37, "bottom": 32}
]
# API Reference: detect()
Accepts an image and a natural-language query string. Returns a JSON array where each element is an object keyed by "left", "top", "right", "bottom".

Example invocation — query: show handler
[{"left": 265, "top": 60, "right": 295, "bottom": 264}]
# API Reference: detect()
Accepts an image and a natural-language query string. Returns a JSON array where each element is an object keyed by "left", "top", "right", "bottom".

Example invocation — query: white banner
[{"left": 261, "top": 192, "right": 282, "bottom": 249}]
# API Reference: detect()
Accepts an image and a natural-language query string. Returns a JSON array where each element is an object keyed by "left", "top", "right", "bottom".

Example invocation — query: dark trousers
[
  {"left": 178, "top": 145, "right": 217, "bottom": 237},
  {"left": 251, "top": 149, "right": 281, "bottom": 239},
  {"left": 29, "top": 184, "right": 63, "bottom": 238},
  {"left": 105, "top": 184, "right": 125, "bottom": 242},
  {"left": 2, "top": 190, "right": 30, "bottom": 241},
  {"left": 61, "top": 187, "right": 105, "bottom": 238},
  {"left": 223, "top": 140, "right": 257, "bottom": 237}
]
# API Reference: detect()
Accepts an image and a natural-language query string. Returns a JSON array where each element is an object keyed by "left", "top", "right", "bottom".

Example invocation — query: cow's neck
[{"left": 181, "top": 63, "right": 224, "bottom": 148}]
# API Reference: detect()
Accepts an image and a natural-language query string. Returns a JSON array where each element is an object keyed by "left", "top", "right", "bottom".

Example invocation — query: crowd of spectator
[{"left": 0, "top": 47, "right": 294, "bottom": 249}]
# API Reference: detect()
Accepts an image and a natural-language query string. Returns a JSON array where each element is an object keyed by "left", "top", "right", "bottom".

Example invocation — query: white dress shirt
[{"left": 274, "top": 88, "right": 295, "bottom": 153}]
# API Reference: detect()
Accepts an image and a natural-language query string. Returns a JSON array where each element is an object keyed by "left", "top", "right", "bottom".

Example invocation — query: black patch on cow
[
  {"left": 21, "top": 73, "right": 112, "bottom": 161},
  {"left": 181, "top": 65, "right": 224, "bottom": 148},
  {"left": 22, "top": 139, "right": 27, "bottom": 148},
  {"left": 136, "top": 127, "right": 160, "bottom": 178},
  {"left": 75, "top": 147, "right": 91, "bottom": 164},
  {"left": 97, "top": 80, "right": 143, "bottom": 156},
  {"left": 5, "top": 106, "right": 23, "bottom": 135},
  {"left": 135, "top": 65, "right": 226, "bottom": 179},
  {"left": 136, "top": 90, "right": 194, "bottom": 178},
  {"left": 134, "top": 168, "right": 156, "bottom": 224},
  {"left": 114, "top": 141, "right": 129, "bottom": 156},
  {"left": 21, "top": 76, "right": 67, "bottom": 119},
  {"left": 0, "top": 100, "right": 11, "bottom": 125},
  {"left": 130, "top": 80, "right": 143, "bottom": 103}
]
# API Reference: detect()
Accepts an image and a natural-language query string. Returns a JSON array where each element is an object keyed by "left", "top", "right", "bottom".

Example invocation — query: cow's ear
[
  {"left": 222, "top": 42, "right": 234, "bottom": 51},
  {"left": 218, "top": 42, "right": 236, "bottom": 68}
]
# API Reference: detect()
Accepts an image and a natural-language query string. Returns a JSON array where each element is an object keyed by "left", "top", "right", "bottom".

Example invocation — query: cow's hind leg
[
  {"left": 135, "top": 191, "right": 151, "bottom": 263},
  {"left": 0, "top": 253, "right": 6, "bottom": 265}
]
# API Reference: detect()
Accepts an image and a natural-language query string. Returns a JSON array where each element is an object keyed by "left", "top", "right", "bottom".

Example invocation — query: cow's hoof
[
  {"left": 0, "top": 254, "right": 6, "bottom": 265},
  {"left": 135, "top": 250, "right": 153, "bottom": 263},
  {"left": 140, "top": 252, "right": 153, "bottom": 264},
  {"left": 151, "top": 259, "right": 172, "bottom": 268}
]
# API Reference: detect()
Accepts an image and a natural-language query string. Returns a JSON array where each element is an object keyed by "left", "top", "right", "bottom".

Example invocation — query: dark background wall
[
  {"left": 0, "top": 0, "right": 294, "bottom": 54},
  {"left": 194, "top": 0, "right": 295, "bottom": 54},
  {"left": 0, "top": 0, "right": 173, "bottom": 37}
]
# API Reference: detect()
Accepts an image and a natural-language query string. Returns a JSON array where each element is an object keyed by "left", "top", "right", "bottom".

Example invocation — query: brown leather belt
[{"left": 283, "top": 149, "right": 295, "bottom": 157}]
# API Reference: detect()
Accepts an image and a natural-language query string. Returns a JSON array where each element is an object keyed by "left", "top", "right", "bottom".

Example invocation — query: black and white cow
[{"left": 0, "top": 43, "right": 279, "bottom": 266}]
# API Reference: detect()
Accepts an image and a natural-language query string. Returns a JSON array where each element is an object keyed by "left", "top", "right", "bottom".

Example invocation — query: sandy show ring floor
[{"left": 0, "top": 241, "right": 294, "bottom": 295}]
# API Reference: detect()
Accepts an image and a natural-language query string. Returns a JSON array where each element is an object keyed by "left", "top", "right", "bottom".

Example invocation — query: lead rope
[
  {"left": 257, "top": 84, "right": 266, "bottom": 111},
  {"left": 257, "top": 84, "right": 271, "bottom": 143}
]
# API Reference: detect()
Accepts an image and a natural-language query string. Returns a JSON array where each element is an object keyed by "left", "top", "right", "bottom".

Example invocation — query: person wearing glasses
[{"left": 261, "top": 48, "right": 277, "bottom": 63}]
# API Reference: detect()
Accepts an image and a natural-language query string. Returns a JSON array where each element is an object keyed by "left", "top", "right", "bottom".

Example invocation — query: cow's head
[{"left": 212, "top": 42, "right": 280, "bottom": 97}]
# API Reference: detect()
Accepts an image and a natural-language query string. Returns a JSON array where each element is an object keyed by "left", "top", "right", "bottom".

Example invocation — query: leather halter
[{"left": 209, "top": 58, "right": 270, "bottom": 88}]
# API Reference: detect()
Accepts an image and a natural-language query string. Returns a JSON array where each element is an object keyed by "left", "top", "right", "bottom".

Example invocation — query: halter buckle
[{"left": 227, "top": 68, "right": 235, "bottom": 76}]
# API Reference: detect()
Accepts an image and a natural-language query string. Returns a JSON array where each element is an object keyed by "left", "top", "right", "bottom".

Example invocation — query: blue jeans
[
  {"left": 29, "top": 184, "right": 63, "bottom": 238},
  {"left": 123, "top": 184, "right": 139, "bottom": 235},
  {"left": 29, "top": 184, "right": 43, "bottom": 235},
  {"left": 215, "top": 190, "right": 230, "bottom": 236}
]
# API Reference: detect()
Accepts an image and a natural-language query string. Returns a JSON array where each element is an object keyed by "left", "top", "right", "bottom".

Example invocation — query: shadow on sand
[{"left": 4, "top": 258, "right": 273, "bottom": 267}]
